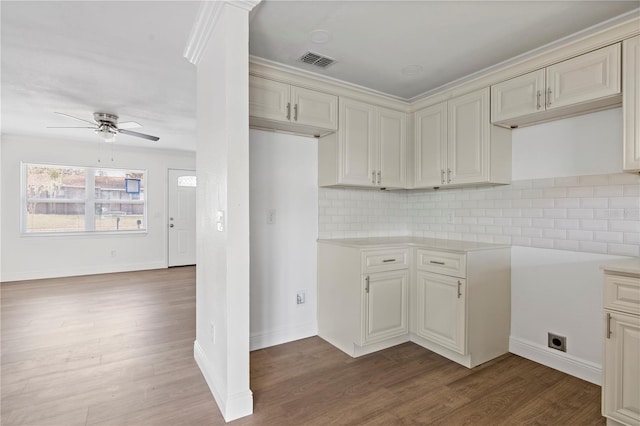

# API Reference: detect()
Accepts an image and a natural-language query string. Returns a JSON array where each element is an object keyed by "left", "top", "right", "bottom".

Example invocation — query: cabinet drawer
[
  {"left": 416, "top": 249, "right": 466, "bottom": 278},
  {"left": 361, "top": 248, "right": 409, "bottom": 273},
  {"left": 605, "top": 274, "right": 640, "bottom": 315}
]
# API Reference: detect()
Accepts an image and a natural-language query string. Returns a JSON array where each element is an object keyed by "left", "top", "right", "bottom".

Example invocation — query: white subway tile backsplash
[
  {"left": 580, "top": 197, "right": 609, "bottom": 208},
  {"left": 594, "top": 231, "right": 624, "bottom": 243},
  {"left": 580, "top": 219, "right": 608, "bottom": 231},
  {"left": 609, "top": 173, "right": 640, "bottom": 185},
  {"left": 610, "top": 197, "right": 640, "bottom": 209},
  {"left": 579, "top": 175, "right": 610, "bottom": 186},
  {"left": 595, "top": 185, "right": 624, "bottom": 197},
  {"left": 567, "top": 186, "right": 594, "bottom": 198},
  {"left": 607, "top": 243, "right": 640, "bottom": 257},
  {"left": 320, "top": 173, "right": 639, "bottom": 257},
  {"left": 579, "top": 241, "right": 608, "bottom": 254}
]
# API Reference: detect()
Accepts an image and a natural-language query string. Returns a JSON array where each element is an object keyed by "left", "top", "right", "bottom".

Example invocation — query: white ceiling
[
  {"left": 1, "top": 1, "right": 200, "bottom": 151},
  {"left": 1, "top": 1, "right": 639, "bottom": 152},
  {"left": 250, "top": 1, "right": 640, "bottom": 100}
]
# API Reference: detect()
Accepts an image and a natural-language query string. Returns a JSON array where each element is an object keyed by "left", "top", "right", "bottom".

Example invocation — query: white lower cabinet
[
  {"left": 602, "top": 264, "right": 640, "bottom": 426},
  {"left": 416, "top": 271, "right": 466, "bottom": 355},
  {"left": 318, "top": 239, "right": 511, "bottom": 367},
  {"left": 362, "top": 270, "right": 409, "bottom": 345},
  {"left": 318, "top": 243, "right": 410, "bottom": 357}
]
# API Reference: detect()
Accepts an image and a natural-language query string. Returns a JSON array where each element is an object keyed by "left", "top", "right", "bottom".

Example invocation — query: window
[{"left": 23, "top": 163, "right": 147, "bottom": 234}]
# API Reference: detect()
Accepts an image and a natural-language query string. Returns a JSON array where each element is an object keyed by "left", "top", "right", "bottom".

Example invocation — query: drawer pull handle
[
  {"left": 365, "top": 276, "right": 370, "bottom": 293},
  {"left": 536, "top": 90, "right": 541, "bottom": 110},
  {"left": 457, "top": 280, "right": 462, "bottom": 298},
  {"left": 429, "top": 261, "right": 445, "bottom": 265},
  {"left": 286, "top": 102, "right": 291, "bottom": 120},
  {"left": 382, "top": 259, "right": 396, "bottom": 263},
  {"left": 606, "top": 312, "right": 612, "bottom": 339},
  {"left": 371, "top": 171, "right": 376, "bottom": 184}
]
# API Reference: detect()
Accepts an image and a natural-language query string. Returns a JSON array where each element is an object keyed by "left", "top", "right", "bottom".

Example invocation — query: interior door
[{"left": 168, "top": 169, "right": 196, "bottom": 267}]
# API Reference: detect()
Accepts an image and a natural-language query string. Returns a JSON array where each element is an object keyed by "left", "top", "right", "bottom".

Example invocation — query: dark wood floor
[{"left": 1, "top": 267, "right": 605, "bottom": 425}]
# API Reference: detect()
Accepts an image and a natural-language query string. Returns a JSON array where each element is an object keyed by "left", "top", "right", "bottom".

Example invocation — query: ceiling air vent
[{"left": 298, "top": 51, "right": 335, "bottom": 68}]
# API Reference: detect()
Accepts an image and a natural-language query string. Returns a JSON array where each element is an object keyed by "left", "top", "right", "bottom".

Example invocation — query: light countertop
[
  {"left": 600, "top": 258, "right": 640, "bottom": 275},
  {"left": 317, "top": 237, "right": 510, "bottom": 252}
]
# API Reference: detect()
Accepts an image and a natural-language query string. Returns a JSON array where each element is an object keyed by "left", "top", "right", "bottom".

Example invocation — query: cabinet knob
[{"left": 169, "top": 224, "right": 174, "bottom": 228}]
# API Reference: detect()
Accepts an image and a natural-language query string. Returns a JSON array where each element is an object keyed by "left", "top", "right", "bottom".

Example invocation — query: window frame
[{"left": 21, "top": 162, "right": 148, "bottom": 236}]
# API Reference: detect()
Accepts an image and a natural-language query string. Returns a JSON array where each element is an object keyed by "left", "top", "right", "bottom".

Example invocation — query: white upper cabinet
[
  {"left": 319, "top": 97, "right": 407, "bottom": 189},
  {"left": 338, "top": 98, "right": 376, "bottom": 186},
  {"left": 491, "top": 43, "right": 621, "bottom": 128},
  {"left": 491, "top": 70, "right": 545, "bottom": 123},
  {"left": 413, "top": 88, "right": 511, "bottom": 188},
  {"left": 448, "top": 89, "right": 491, "bottom": 185},
  {"left": 623, "top": 36, "right": 640, "bottom": 173},
  {"left": 249, "top": 77, "right": 290, "bottom": 122},
  {"left": 249, "top": 75, "right": 338, "bottom": 136},
  {"left": 377, "top": 107, "right": 407, "bottom": 188},
  {"left": 414, "top": 102, "right": 447, "bottom": 187}
]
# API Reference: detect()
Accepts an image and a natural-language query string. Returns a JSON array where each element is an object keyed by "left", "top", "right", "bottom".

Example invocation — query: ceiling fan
[{"left": 48, "top": 112, "right": 160, "bottom": 142}]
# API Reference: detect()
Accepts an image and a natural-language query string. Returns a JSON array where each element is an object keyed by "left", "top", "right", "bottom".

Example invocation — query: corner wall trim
[
  {"left": 250, "top": 321, "right": 317, "bottom": 351},
  {"left": 509, "top": 336, "right": 602, "bottom": 385},
  {"left": 193, "top": 340, "right": 254, "bottom": 422}
]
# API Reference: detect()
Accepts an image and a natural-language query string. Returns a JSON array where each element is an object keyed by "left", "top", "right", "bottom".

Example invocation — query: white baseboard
[
  {"left": 193, "top": 340, "right": 253, "bottom": 422},
  {"left": 509, "top": 336, "right": 601, "bottom": 385},
  {"left": 250, "top": 321, "right": 317, "bottom": 351},
  {"left": 1, "top": 261, "right": 167, "bottom": 282}
]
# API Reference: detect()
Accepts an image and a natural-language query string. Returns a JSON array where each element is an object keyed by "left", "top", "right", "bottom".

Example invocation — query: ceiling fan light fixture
[{"left": 96, "top": 125, "right": 117, "bottom": 142}]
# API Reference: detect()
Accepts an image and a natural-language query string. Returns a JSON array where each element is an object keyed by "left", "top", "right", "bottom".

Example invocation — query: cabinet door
[
  {"left": 603, "top": 311, "right": 640, "bottom": 425},
  {"left": 416, "top": 271, "right": 466, "bottom": 354},
  {"left": 414, "top": 102, "right": 447, "bottom": 187},
  {"left": 546, "top": 43, "right": 621, "bottom": 110},
  {"left": 448, "top": 88, "right": 490, "bottom": 185},
  {"left": 362, "top": 270, "right": 408, "bottom": 345},
  {"left": 377, "top": 107, "right": 406, "bottom": 188},
  {"left": 249, "top": 76, "right": 291, "bottom": 122},
  {"left": 491, "top": 70, "right": 545, "bottom": 123},
  {"left": 291, "top": 86, "right": 338, "bottom": 131},
  {"left": 338, "top": 98, "right": 377, "bottom": 186},
  {"left": 623, "top": 36, "right": 640, "bottom": 172}
]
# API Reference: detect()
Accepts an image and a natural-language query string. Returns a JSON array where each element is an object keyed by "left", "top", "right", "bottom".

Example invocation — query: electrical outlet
[
  {"left": 267, "top": 209, "right": 276, "bottom": 224},
  {"left": 548, "top": 332, "right": 566, "bottom": 352},
  {"left": 296, "top": 290, "right": 306, "bottom": 305},
  {"left": 210, "top": 322, "right": 216, "bottom": 344}
]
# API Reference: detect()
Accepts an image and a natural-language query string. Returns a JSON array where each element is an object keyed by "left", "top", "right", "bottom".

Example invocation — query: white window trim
[{"left": 21, "top": 162, "right": 148, "bottom": 236}]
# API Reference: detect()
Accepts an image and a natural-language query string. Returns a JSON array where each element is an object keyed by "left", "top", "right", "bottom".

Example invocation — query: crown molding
[{"left": 184, "top": 1, "right": 262, "bottom": 65}]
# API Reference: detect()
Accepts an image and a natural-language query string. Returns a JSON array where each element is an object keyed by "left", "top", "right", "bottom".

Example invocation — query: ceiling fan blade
[
  {"left": 47, "top": 126, "right": 97, "bottom": 129},
  {"left": 118, "top": 121, "right": 142, "bottom": 129},
  {"left": 54, "top": 112, "right": 96, "bottom": 125},
  {"left": 118, "top": 128, "right": 160, "bottom": 141}
]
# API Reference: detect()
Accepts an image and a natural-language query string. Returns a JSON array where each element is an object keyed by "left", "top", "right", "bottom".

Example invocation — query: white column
[{"left": 184, "top": 0, "right": 260, "bottom": 422}]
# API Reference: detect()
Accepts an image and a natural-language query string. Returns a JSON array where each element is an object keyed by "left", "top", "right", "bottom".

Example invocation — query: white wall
[
  {"left": 192, "top": 2, "right": 254, "bottom": 422},
  {"left": 249, "top": 129, "right": 318, "bottom": 350},
  {"left": 0, "top": 135, "right": 195, "bottom": 281},
  {"left": 512, "top": 108, "right": 623, "bottom": 180}
]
